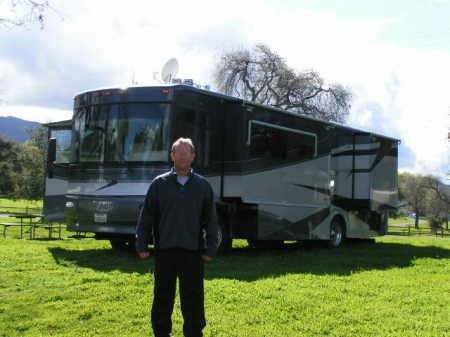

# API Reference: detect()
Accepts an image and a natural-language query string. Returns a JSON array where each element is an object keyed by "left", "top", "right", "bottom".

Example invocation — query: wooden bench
[
  {"left": 1, "top": 223, "right": 33, "bottom": 238},
  {"left": 32, "top": 222, "right": 64, "bottom": 240}
]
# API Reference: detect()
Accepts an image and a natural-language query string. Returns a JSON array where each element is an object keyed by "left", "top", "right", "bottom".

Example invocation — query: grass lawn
[{"left": 1, "top": 235, "right": 449, "bottom": 337}]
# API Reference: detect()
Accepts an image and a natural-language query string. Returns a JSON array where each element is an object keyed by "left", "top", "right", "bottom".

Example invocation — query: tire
[
  {"left": 328, "top": 218, "right": 345, "bottom": 248},
  {"left": 217, "top": 216, "right": 232, "bottom": 254}
]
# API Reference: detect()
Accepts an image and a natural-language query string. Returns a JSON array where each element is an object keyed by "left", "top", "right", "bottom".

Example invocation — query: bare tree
[
  {"left": 214, "top": 44, "right": 352, "bottom": 123},
  {"left": 0, "top": 0, "right": 57, "bottom": 29}
]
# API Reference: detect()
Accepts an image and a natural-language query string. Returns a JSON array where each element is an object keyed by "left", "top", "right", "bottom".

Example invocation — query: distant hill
[{"left": 0, "top": 116, "right": 40, "bottom": 143}]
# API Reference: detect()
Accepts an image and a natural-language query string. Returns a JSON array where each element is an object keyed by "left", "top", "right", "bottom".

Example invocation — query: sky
[{"left": 0, "top": 0, "right": 449, "bottom": 179}]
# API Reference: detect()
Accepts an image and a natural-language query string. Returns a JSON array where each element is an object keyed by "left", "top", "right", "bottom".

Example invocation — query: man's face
[{"left": 170, "top": 143, "right": 195, "bottom": 171}]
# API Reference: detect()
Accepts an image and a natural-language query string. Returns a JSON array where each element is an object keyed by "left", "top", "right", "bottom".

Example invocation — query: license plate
[{"left": 94, "top": 213, "right": 107, "bottom": 223}]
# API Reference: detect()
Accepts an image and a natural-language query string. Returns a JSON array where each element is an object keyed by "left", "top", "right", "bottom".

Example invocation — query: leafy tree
[
  {"left": 14, "top": 143, "right": 44, "bottom": 200},
  {"left": 0, "top": 135, "right": 17, "bottom": 196},
  {"left": 399, "top": 172, "right": 450, "bottom": 230},
  {"left": 423, "top": 175, "right": 450, "bottom": 230},
  {"left": 26, "top": 125, "right": 47, "bottom": 154},
  {"left": 0, "top": 127, "right": 46, "bottom": 200},
  {"left": 423, "top": 192, "right": 448, "bottom": 231},
  {"left": 214, "top": 44, "right": 352, "bottom": 123},
  {"left": 398, "top": 172, "right": 428, "bottom": 229},
  {"left": 19, "top": 125, "right": 47, "bottom": 200},
  {"left": 0, "top": 134, "right": 21, "bottom": 196}
]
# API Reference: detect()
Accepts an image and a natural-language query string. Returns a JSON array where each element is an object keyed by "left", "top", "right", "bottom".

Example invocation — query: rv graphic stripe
[
  {"left": 331, "top": 148, "right": 397, "bottom": 157},
  {"left": 268, "top": 207, "right": 330, "bottom": 239},
  {"left": 293, "top": 184, "right": 330, "bottom": 196}
]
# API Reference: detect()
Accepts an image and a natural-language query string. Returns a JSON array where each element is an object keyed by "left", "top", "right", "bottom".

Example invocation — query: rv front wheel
[{"left": 328, "top": 218, "right": 345, "bottom": 248}]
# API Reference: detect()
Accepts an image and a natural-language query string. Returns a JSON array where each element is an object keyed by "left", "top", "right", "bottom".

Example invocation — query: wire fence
[
  {"left": 0, "top": 205, "right": 43, "bottom": 216},
  {"left": 388, "top": 224, "right": 450, "bottom": 238}
]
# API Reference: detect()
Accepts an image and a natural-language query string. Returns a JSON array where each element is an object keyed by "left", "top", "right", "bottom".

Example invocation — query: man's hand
[
  {"left": 138, "top": 251, "right": 151, "bottom": 260},
  {"left": 201, "top": 255, "right": 213, "bottom": 262}
]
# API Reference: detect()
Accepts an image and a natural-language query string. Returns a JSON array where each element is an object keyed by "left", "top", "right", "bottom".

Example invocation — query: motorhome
[{"left": 44, "top": 84, "right": 399, "bottom": 251}]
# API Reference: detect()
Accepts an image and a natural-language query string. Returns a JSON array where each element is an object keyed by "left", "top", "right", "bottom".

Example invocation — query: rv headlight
[{"left": 65, "top": 201, "right": 75, "bottom": 208}]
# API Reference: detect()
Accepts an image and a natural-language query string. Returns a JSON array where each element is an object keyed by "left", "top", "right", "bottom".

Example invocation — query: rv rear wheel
[
  {"left": 328, "top": 218, "right": 345, "bottom": 248},
  {"left": 110, "top": 239, "right": 136, "bottom": 251},
  {"left": 217, "top": 215, "right": 232, "bottom": 254}
]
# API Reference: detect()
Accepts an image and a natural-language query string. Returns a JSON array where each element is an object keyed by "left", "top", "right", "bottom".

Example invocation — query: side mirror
[
  {"left": 47, "top": 138, "right": 56, "bottom": 178},
  {"left": 48, "top": 138, "right": 56, "bottom": 162}
]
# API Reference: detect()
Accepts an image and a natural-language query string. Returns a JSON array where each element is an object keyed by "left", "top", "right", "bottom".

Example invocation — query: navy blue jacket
[{"left": 136, "top": 169, "right": 221, "bottom": 257}]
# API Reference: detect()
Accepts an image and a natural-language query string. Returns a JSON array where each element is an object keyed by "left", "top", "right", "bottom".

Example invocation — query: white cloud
[
  {"left": 343, "top": 47, "right": 450, "bottom": 178},
  {"left": 0, "top": 104, "right": 71, "bottom": 123},
  {"left": 0, "top": 0, "right": 448, "bottom": 178}
]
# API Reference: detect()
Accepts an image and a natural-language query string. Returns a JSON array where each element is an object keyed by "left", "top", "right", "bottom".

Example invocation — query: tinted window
[
  {"left": 249, "top": 122, "right": 316, "bottom": 164},
  {"left": 172, "top": 105, "right": 213, "bottom": 169},
  {"left": 72, "top": 103, "right": 170, "bottom": 163}
]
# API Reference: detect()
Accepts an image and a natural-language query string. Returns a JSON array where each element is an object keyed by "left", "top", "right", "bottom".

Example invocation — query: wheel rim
[{"left": 331, "top": 223, "right": 343, "bottom": 246}]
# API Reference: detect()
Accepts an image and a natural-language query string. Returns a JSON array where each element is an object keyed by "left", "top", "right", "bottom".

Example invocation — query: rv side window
[{"left": 248, "top": 122, "right": 316, "bottom": 163}]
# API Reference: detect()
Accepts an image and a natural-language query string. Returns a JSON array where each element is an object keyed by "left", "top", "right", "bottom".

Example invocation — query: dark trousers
[{"left": 152, "top": 248, "right": 205, "bottom": 337}]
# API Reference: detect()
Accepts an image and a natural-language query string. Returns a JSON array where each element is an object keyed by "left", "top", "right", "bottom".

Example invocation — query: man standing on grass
[{"left": 136, "top": 137, "right": 221, "bottom": 337}]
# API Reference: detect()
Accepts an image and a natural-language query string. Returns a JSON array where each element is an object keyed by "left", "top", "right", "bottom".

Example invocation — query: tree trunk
[{"left": 415, "top": 212, "right": 419, "bottom": 229}]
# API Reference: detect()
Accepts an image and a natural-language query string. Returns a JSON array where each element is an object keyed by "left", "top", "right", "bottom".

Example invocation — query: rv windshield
[{"left": 72, "top": 103, "right": 170, "bottom": 163}]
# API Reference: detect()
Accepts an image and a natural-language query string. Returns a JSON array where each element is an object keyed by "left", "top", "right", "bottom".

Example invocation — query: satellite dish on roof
[{"left": 161, "top": 58, "right": 179, "bottom": 83}]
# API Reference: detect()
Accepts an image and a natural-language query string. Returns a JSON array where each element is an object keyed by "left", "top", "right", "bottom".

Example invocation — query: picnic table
[
  {"left": 1, "top": 214, "right": 63, "bottom": 239},
  {"left": 1, "top": 214, "right": 41, "bottom": 238},
  {"left": 32, "top": 221, "right": 64, "bottom": 240},
  {"left": 10, "top": 214, "right": 42, "bottom": 239}
]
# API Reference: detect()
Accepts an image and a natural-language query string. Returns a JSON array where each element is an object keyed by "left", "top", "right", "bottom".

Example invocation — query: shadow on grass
[
  {"left": 48, "top": 240, "right": 450, "bottom": 280},
  {"left": 49, "top": 247, "right": 150, "bottom": 275}
]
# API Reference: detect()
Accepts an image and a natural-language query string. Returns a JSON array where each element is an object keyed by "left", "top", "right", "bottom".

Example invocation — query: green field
[
  {"left": 0, "top": 198, "right": 42, "bottom": 216},
  {"left": 1, "top": 235, "right": 449, "bottom": 337}
]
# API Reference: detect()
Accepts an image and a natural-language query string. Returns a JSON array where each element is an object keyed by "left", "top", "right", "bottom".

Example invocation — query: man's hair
[{"left": 171, "top": 137, "right": 195, "bottom": 153}]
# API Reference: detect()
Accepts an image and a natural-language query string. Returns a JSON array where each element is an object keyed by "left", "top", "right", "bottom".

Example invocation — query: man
[{"left": 136, "top": 137, "right": 221, "bottom": 337}]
